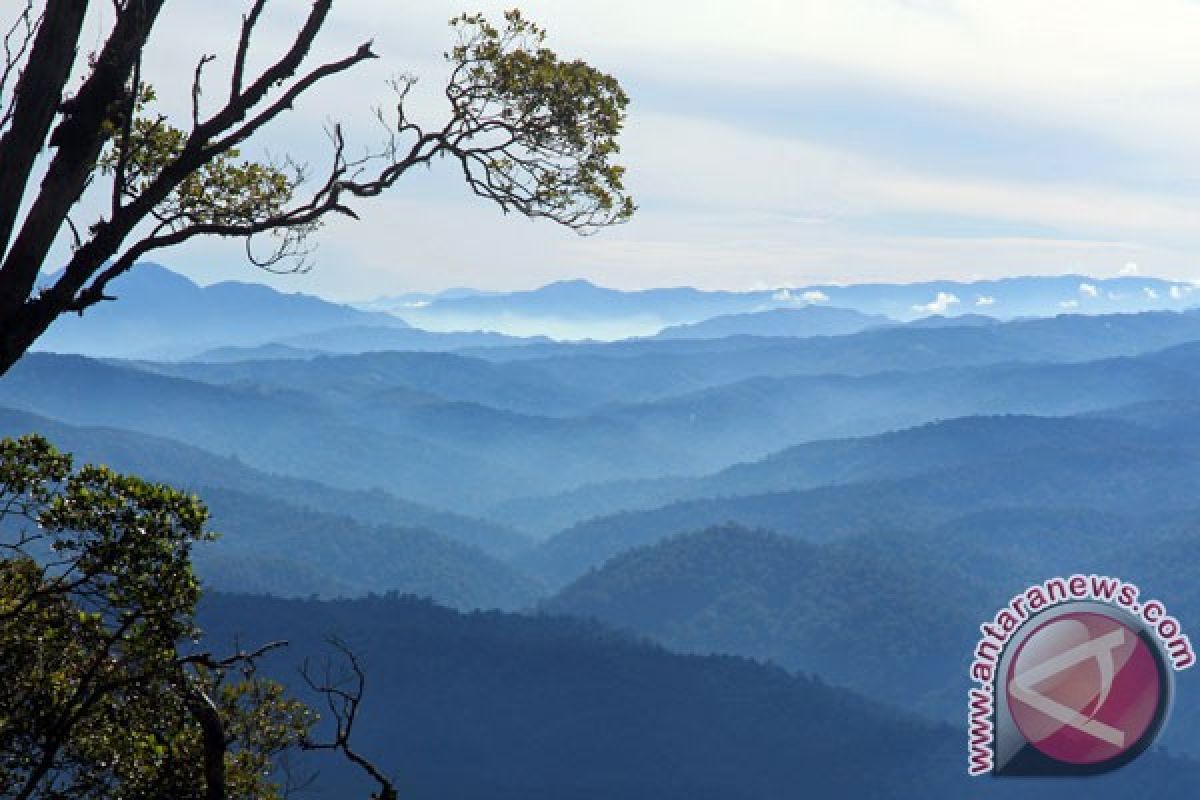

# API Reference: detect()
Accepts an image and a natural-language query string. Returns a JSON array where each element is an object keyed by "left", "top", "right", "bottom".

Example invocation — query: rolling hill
[
  {"left": 0, "top": 406, "right": 531, "bottom": 559},
  {"left": 141, "top": 349, "right": 600, "bottom": 417},
  {"left": 10, "top": 335, "right": 1200, "bottom": 514},
  {"left": 0, "top": 353, "right": 546, "bottom": 510},
  {"left": 491, "top": 414, "right": 1156, "bottom": 535},
  {"left": 522, "top": 432, "right": 1200, "bottom": 587},
  {"left": 197, "top": 488, "right": 541, "bottom": 610},
  {"left": 542, "top": 519, "right": 1200, "bottom": 749},
  {"left": 544, "top": 524, "right": 978, "bottom": 715}
]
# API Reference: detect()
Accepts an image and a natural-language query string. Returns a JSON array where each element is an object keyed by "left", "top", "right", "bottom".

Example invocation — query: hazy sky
[{"left": 59, "top": 1, "right": 1200, "bottom": 298}]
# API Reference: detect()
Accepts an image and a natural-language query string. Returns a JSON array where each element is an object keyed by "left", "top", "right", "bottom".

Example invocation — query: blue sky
[{"left": 55, "top": 1, "right": 1200, "bottom": 298}]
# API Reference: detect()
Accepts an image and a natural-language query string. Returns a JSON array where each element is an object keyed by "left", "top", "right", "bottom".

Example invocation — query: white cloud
[
  {"left": 627, "top": 113, "right": 1200, "bottom": 245},
  {"left": 1060, "top": 299, "right": 1079, "bottom": 309},
  {"left": 1079, "top": 282, "right": 1099, "bottom": 297},
  {"left": 606, "top": 2, "right": 1200, "bottom": 167},
  {"left": 771, "top": 287, "right": 829, "bottom": 304},
  {"left": 975, "top": 295, "right": 996, "bottom": 306},
  {"left": 1144, "top": 287, "right": 1160, "bottom": 300},
  {"left": 1121, "top": 262, "right": 1141, "bottom": 275},
  {"left": 1170, "top": 284, "right": 1195, "bottom": 300},
  {"left": 913, "top": 291, "right": 960, "bottom": 314},
  {"left": 774, "top": 287, "right": 830, "bottom": 304}
]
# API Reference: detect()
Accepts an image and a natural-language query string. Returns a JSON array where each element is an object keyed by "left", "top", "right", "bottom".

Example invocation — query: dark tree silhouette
[{"left": 0, "top": 2, "right": 634, "bottom": 375}]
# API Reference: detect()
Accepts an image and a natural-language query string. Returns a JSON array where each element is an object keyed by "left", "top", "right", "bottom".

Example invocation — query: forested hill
[
  {"left": 539, "top": 520, "right": 1200, "bottom": 747},
  {"left": 198, "top": 592, "right": 1200, "bottom": 799}
]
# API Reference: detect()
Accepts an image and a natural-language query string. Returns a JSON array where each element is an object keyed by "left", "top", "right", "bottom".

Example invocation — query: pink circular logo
[{"left": 1006, "top": 611, "right": 1163, "bottom": 765}]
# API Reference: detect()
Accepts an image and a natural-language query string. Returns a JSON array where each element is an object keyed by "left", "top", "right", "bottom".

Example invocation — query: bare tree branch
[
  {"left": 0, "top": 1, "right": 40, "bottom": 129},
  {"left": 208, "top": 41, "right": 378, "bottom": 156},
  {"left": 181, "top": 639, "right": 289, "bottom": 670},
  {"left": 300, "top": 638, "right": 397, "bottom": 800},
  {"left": 190, "top": 53, "right": 216, "bottom": 130},
  {"left": 230, "top": 0, "right": 266, "bottom": 99}
]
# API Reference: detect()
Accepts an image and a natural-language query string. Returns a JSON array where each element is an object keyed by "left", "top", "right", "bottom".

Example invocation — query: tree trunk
[
  {"left": 0, "top": 303, "right": 56, "bottom": 377},
  {"left": 0, "top": 1, "right": 88, "bottom": 287}
]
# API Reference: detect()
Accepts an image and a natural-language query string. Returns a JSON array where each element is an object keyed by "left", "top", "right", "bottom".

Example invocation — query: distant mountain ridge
[
  {"left": 276, "top": 324, "right": 548, "bottom": 354},
  {"left": 463, "top": 307, "right": 1200, "bottom": 372},
  {"left": 35, "top": 263, "right": 407, "bottom": 359},
  {"left": 30, "top": 264, "right": 1200, "bottom": 354},
  {"left": 385, "top": 273, "right": 1195, "bottom": 338},
  {"left": 187, "top": 327, "right": 549, "bottom": 362},
  {"left": 654, "top": 305, "right": 892, "bottom": 339}
]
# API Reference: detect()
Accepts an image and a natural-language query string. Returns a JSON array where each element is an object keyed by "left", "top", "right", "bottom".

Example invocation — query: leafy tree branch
[
  {"left": 0, "top": 3, "right": 634, "bottom": 375},
  {"left": 0, "top": 435, "right": 393, "bottom": 799}
]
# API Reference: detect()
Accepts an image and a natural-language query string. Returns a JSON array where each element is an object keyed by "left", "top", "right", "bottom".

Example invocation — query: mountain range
[
  {"left": 8, "top": 333, "right": 1200, "bottom": 516},
  {"left": 14, "top": 261, "right": 1200, "bottom": 793},
  {"left": 29, "top": 265, "right": 1200, "bottom": 359},
  {"left": 33, "top": 264, "right": 550, "bottom": 360},
  {"left": 376, "top": 273, "right": 1195, "bottom": 338}
]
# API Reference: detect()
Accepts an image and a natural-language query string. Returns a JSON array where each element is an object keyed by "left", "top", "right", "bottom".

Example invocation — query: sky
[{"left": 49, "top": 1, "right": 1200, "bottom": 299}]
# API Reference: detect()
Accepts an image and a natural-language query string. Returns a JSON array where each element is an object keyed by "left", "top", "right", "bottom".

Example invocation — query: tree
[
  {"left": 0, "top": 2, "right": 634, "bottom": 375},
  {"left": 0, "top": 434, "right": 395, "bottom": 800}
]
